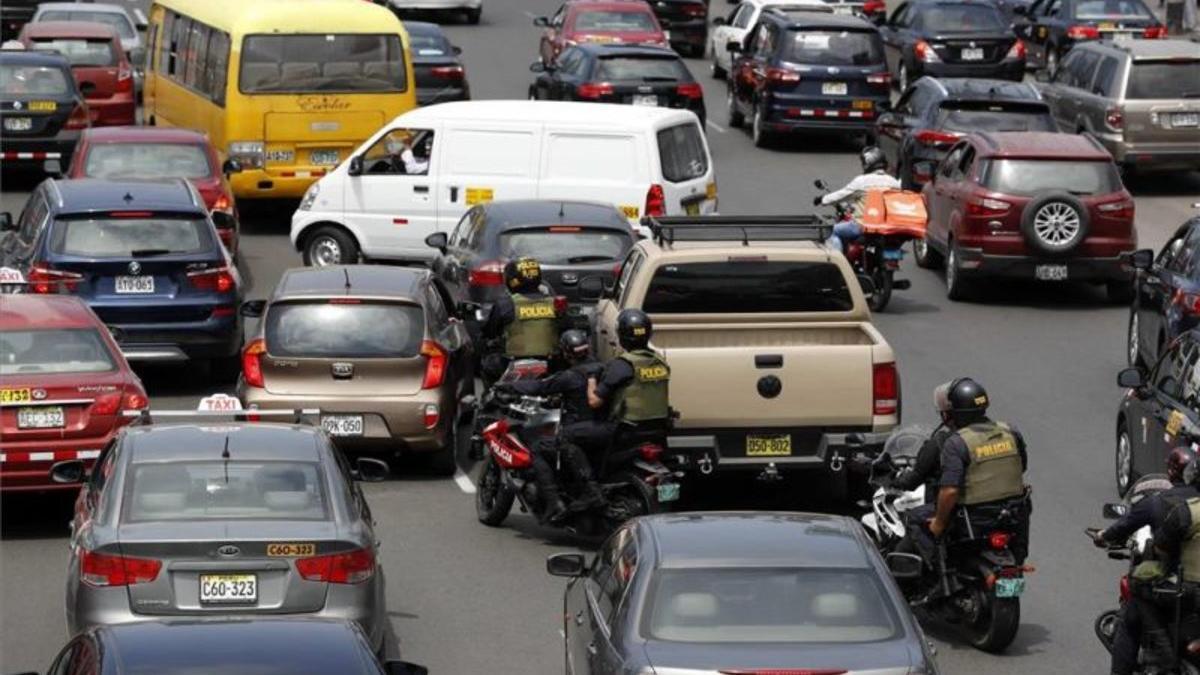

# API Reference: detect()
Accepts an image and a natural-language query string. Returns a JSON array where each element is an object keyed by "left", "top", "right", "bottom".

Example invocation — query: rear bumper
[
  {"left": 0, "top": 444, "right": 106, "bottom": 492},
  {"left": 914, "top": 59, "right": 1024, "bottom": 82},
  {"left": 666, "top": 429, "right": 891, "bottom": 476},
  {"left": 230, "top": 168, "right": 326, "bottom": 200},
  {"left": 416, "top": 86, "right": 469, "bottom": 106},
  {"left": 957, "top": 248, "right": 1135, "bottom": 281},
  {"left": 87, "top": 96, "right": 138, "bottom": 127},
  {"left": 107, "top": 316, "right": 242, "bottom": 362},
  {"left": 0, "top": 131, "right": 80, "bottom": 167},
  {"left": 1101, "top": 137, "right": 1200, "bottom": 170},
  {"left": 765, "top": 99, "right": 888, "bottom": 133},
  {"left": 389, "top": 0, "right": 481, "bottom": 8}
]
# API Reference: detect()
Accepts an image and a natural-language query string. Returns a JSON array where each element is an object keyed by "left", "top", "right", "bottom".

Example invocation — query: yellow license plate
[
  {"left": 266, "top": 542, "right": 316, "bottom": 557},
  {"left": 852, "top": 99, "right": 874, "bottom": 110},
  {"left": 685, "top": 202, "right": 700, "bottom": 216},
  {"left": 620, "top": 204, "right": 639, "bottom": 219},
  {"left": 28, "top": 101, "right": 56, "bottom": 112},
  {"left": 0, "top": 388, "right": 32, "bottom": 404},
  {"left": 746, "top": 435, "right": 792, "bottom": 456},
  {"left": 706, "top": 182, "right": 717, "bottom": 200},
  {"left": 1099, "top": 22, "right": 1115, "bottom": 29}
]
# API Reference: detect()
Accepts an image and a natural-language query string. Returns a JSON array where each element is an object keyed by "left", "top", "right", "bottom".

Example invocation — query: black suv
[
  {"left": 727, "top": 9, "right": 890, "bottom": 147},
  {"left": 0, "top": 50, "right": 90, "bottom": 174}
]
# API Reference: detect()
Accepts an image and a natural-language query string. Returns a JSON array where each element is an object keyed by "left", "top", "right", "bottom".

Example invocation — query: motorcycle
[
  {"left": 813, "top": 179, "right": 925, "bottom": 312},
  {"left": 1089, "top": 475, "right": 1200, "bottom": 675},
  {"left": 863, "top": 424, "right": 1030, "bottom": 653}
]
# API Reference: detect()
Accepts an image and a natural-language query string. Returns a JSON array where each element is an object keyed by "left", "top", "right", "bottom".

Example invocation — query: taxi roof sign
[{"left": 198, "top": 394, "right": 242, "bottom": 412}]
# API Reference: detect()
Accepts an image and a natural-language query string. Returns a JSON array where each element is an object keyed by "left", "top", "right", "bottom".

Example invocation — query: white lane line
[
  {"left": 706, "top": 120, "right": 727, "bottom": 134},
  {"left": 454, "top": 469, "right": 476, "bottom": 494}
]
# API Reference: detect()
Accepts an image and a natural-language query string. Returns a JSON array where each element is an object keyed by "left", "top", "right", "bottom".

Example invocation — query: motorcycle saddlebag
[{"left": 859, "top": 189, "right": 928, "bottom": 239}]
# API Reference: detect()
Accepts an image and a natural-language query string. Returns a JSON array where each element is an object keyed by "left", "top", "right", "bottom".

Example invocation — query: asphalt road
[{"left": 3, "top": 1, "right": 1200, "bottom": 673}]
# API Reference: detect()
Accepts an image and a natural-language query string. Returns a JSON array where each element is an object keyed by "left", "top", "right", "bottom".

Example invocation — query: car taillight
[
  {"left": 212, "top": 194, "right": 233, "bottom": 213},
  {"left": 553, "top": 295, "right": 569, "bottom": 316},
  {"left": 1097, "top": 199, "right": 1134, "bottom": 219},
  {"left": 187, "top": 266, "right": 235, "bottom": 293},
  {"left": 683, "top": 3, "right": 707, "bottom": 17},
  {"left": 638, "top": 443, "right": 664, "bottom": 462},
  {"left": 676, "top": 82, "right": 703, "bottom": 98},
  {"left": 421, "top": 340, "right": 447, "bottom": 390},
  {"left": 28, "top": 264, "right": 82, "bottom": 293},
  {"left": 1105, "top": 107, "right": 1124, "bottom": 131},
  {"left": 1066, "top": 25, "right": 1100, "bottom": 39},
  {"left": 64, "top": 103, "right": 91, "bottom": 130},
  {"left": 915, "top": 40, "right": 941, "bottom": 63},
  {"left": 645, "top": 184, "right": 666, "bottom": 217},
  {"left": 116, "top": 65, "right": 133, "bottom": 93},
  {"left": 967, "top": 197, "right": 1012, "bottom": 216},
  {"left": 242, "top": 338, "right": 266, "bottom": 388},
  {"left": 765, "top": 67, "right": 800, "bottom": 84},
  {"left": 914, "top": 129, "right": 961, "bottom": 148},
  {"left": 862, "top": 0, "right": 886, "bottom": 13},
  {"left": 468, "top": 260, "right": 504, "bottom": 287},
  {"left": 430, "top": 65, "right": 464, "bottom": 80},
  {"left": 1006, "top": 40, "right": 1026, "bottom": 60},
  {"left": 866, "top": 71, "right": 891, "bottom": 87},
  {"left": 91, "top": 392, "right": 122, "bottom": 415},
  {"left": 123, "top": 391, "right": 148, "bottom": 411},
  {"left": 295, "top": 547, "right": 375, "bottom": 584},
  {"left": 423, "top": 404, "right": 440, "bottom": 430},
  {"left": 1143, "top": 25, "right": 1167, "bottom": 38},
  {"left": 873, "top": 362, "right": 898, "bottom": 416},
  {"left": 989, "top": 531, "right": 1012, "bottom": 550},
  {"left": 79, "top": 549, "right": 161, "bottom": 587},
  {"left": 577, "top": 82, "right": 614, "bottom": 99}
]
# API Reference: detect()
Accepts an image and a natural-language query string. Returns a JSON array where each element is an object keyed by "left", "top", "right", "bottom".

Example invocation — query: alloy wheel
[
  {"left": 1032, "top": 201, "right": 1082, "bottom": 248},
  {"left": 1116, "top": 429, "right": 1133, "bottom": 496}
]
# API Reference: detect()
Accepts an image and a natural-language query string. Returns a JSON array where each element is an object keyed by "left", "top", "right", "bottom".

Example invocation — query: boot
[{"left": 545, "top": 498, "right": 569, "bottom": 524}]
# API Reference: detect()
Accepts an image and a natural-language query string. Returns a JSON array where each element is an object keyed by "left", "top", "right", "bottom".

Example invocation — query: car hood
[{"left": 641, "top": 636, "right": 917, "bottom": 673}]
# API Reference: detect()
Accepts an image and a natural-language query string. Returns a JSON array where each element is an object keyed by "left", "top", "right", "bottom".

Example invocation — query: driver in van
[{"left": 381, "top": 130, "right": 432, "bottom": 175}]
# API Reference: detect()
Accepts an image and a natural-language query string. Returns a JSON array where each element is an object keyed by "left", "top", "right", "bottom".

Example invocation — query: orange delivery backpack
[{"left": 858, "top": 188, "right": 928, "bottom": 239}]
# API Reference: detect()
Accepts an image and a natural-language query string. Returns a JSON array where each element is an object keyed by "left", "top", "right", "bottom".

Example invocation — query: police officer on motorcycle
[
  {"left": 480, "top": 257, "right": 561, "bottom": 382},
  {"left": 586, "top": 309, "right": 671, "bottom": 447}
]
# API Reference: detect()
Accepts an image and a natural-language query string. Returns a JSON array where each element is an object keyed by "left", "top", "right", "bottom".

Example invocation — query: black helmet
[
  {"left": 617, "top": 309, "right": 652, "bottom": 351},
  {"left": 934, "top": 377, "right": 989, "bottom": 426},
  {"left": 504, "top": 257, "right": 542, "bottom": 292},
  {"left": 1168, "top": 445, "right": 1196, "bottom": 483},
  {"left": 559, "top": 329, "right": 590, "bottom": 361},
  {"left": 860, "top": 145, "right": 888, "bottom": 173}
]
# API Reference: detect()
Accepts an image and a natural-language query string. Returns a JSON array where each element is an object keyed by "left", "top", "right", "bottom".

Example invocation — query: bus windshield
[{"left": 239, "top": 33, "right": 408, "bottom": 93}]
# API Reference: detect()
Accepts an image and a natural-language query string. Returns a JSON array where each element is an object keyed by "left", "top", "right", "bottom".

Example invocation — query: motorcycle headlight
[{"left": 298, "top": 182, "right": 320, "bottom": 211}]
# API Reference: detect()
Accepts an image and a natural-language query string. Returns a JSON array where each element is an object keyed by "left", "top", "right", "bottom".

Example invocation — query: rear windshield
[
  {"left": 658, "top": 123, "right": 708, "bottom": 183},
  {"left": 409, "top": 32, "right": 453, "bottom": 57},
  {"left": 265, "top": 302, "right": 424, "bottom": 358},
  {"left": 1126, "top": 61, "right": 1200, "bottom": 100},
  {"left": 936, "top": 104, "right": 1056, "bottom": 132},
  {"left": 39, "top": 11, "right": 135, "bottom": 39},
  {"left": 29, "top": 39, "right": 115, "bottom": 67},
  {"left": 498, "top": 228, "right": 631, "bottom": 264},
  {"left": 124, "top": 461, "right": 328, "bottom": 522},
  {"left": 643, "top": 568, "right": 901, "bottom": 643},
  {"left": 0, "top": 63, "right": 71, "bottom": 96},
  {"left": 0, "top": 328, "right": 115, "bottom": 376},
  {"left": 980, "top": 159, "right": 1121, "bottom": 196},
  {"left": 50, "top": 217, "right": 213, "bottom": 258},
  {"left": 643, "top": 261, "right": 854, "bottom": 313},
  {"left": 83, "top": 143, "right": 211, "bottom": 180},
  {"left": 573, "top": 10, "right": 658, "bottom": 32},
  {"left": 239, "top": 34, "right": 408, "bottom": 94},
  {"left": 783, "top": 30, "right": 883, "bottom": 66},
  {"left": 914, "top": 4, "right": 1007, "bottom": 31},
  {"left": 595, "top": 56, "right": 689, "bottom": 81},
  {"left": 1072, "top": 0, "right": 1153, "bottom": 18}
]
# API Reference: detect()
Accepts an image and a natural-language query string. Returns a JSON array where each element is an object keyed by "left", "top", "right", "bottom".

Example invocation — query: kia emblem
[
  {"left": 217, "top": 545, "right": 240, "bottom": 557},
  {"left": 331, "top": 362, "right": 354, "bottom": 379},
  {"left": 127, "top": 261, "right": 142, "bottom": 275}
]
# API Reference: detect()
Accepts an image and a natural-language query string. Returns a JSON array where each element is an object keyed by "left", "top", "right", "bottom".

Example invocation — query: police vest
[
  {"left": 1180, "top": 498, "right": 1200, "bottom": 584},
  {"left": 958, "top": 421, "right": 1025, "bottom": 506},
  {"left": 504, "top": 293, "right": 558, "bottom": 358},
  {"left": 610, "top": 349, "right": 670, "bottom": 423}
]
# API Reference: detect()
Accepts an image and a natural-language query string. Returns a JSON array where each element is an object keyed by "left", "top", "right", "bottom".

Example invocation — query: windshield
[
  {"left": 783, "top": 30, "right": 883, "bottom": 66},
  {"left": 1127, "top": 61, "right": 1200, "bottom": 99},
  {"left": 0, "top": 63, "right": 71, "bottom": 96},
  {"left": 265, "top": 302, "right": 424, "bottom": 358},
  {"left": 936, "top": 105, "right": 1056, "bottom": 132},
  {"left": 498, "top": 228, "right": 631, "bottom": 264},
  {"left": 573, "top": 10, "right": 658, "bottom": 32},
  {"left": 124, "top": 461, "right": 328, "bottom": 522},
  {"left": 29, "top": 39, "right": 115, "bottom": 67},
  {"left": 239, "top": 34, "right": 408, "bottom": 93},
  {"left": 643, "top": 568, "right": 901, "bottom": 643},
  {"left": 50, "top": 217, "right": 213, "bottom": 258},
  {"left": 981, "top": 159, "right": 1121, "bottom": 196},
  {"left": 0, "top": 328, "right": 115, "bottom": 375},
  {"left": 915, "top": 4, "right": 1007, "bottom": 31},
  {"left": 83, "top": 143, "right": 212, "bottom": 179},
  {"left": 643, "top": 261, "right": 854, "bottom": 313},
  {"left": 1073, "top": 0, "right": 1153, "bottom": 18},
  {"left": 39, "top": 11, "right": 135, "bottom": 38},
  {"left": 595, "top": 56, "right": 689, "bottom": 81}
]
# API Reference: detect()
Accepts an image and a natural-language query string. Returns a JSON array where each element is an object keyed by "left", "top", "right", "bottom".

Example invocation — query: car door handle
[
  {"left": 449, "top": 186, "right": 459, "bottom": 202},
  {"left": 587, "top": 642, "right": 598, "bottom": 656},
  {"left": 575, "top": 611, "right": 585, "bottom": 626},
  {"left": 414, "top": 185, "right": 429, "bottom": 194}
]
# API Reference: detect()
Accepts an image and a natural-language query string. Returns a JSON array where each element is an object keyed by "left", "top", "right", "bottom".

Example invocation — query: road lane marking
[
  {"left": 454, "top": 469, "right": 476, "bottom": 494},
  {"left": 706, "top": 120, "right": 726, "bottom": 134}
]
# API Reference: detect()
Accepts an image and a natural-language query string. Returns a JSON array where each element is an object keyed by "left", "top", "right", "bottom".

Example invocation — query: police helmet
[
  {"left": 1168, "top": 445, "right": 1197, "bottom": 484},
  {"left": 860, "top": 145, "right": 888, "bottom": 173},
  {"left": 559, "top": 329, "right": 590, "bottom": 361},
  {"left": 504, "top": 257, "right": 542, "bottom": 292},
  {"left": 617, "top": 309, "right": 652, "bottom": 351},
  {"left": 934, "top": 377, "right": 989, "bottom": 426}
]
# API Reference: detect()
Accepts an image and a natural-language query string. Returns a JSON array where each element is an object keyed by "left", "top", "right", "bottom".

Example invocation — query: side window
[
  {"left": 465, "top": 209, "right": 488, "bottom": 250},
  {"left": 1069, "top": 51, "right": 1101, "bottom": 89},
  {"left": 1159, "top": 229, "right": 1188, "bottom": 271},
  {"left": 558, "top": 49, "right": 585, "bottom": 77},
  {"left": 425, "top": 284, "right": 449, "bottom": 325},
  {"left": 1154, "top": 340, "right": 1194, "bottom": 401},
  {"left": 940, "top": 145, "right": 965, "bottom": 178},
  {"left": 1170, "top": 227, "right": 1200, "bottom": 275},
  {"left": 616, "top": 250, "right": 644, "bottom": 305},
  {"left": 1093, "top": 56, "right": 1120, "bottom": 97},
  {"left": 1045, "top": 0, "right": 1061, "bottom": 16},
  {"left": 958, "top": 147, "right": 977, "bottom": 180},
  {"left": 891, "top": 4, "right": 911, "bottom": 27},
  {"left": 170, "top": 15, "right": 191, "bottom": 79},
  {"left": 186, "top": 21, "right": 210, "bottom": 91},
  {"left": 893, "top": 89, "right": 914, "bottom": 115},
  {"left": 17, "top": 194, "right": 49, "bottom": 244},
  {"left": 88, "top": 439, "right": 119, "bottom": 497},
  {"left": 1181, "top": 340, "right": 1200, "bottom": 411},
  {"left": 206, "top": 30, "right": 230, "bottom": 104},
  {"left": 449, "top": 210, "right": 473, "bottom": 247},
  {"left": 361, "top": 128, "right": 434, "bottom": 176},
  {"left": 48, "top": 635, "right": 98, "bottom": 675},
  {"left": 552, "top": 5, "right": 565, "bottom": 26},
  {"left": 733, "top": 5, "right": 755, "bottom": 28},
  {"left": 598, "top": 542, "right": 638, "bottom": 626},
  {"left": 759, "top": 24, "right": 778, "bottom": 58},
  {"left": 158, "top": 11, "right": 173, "bottom": 75},
  {"left": 588, "top": 527, "right": 636, "bottom": 625}
]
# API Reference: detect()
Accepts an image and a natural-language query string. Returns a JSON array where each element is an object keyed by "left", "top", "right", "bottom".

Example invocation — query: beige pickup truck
[{"left": 581, "top": 216, "right": 900, "bottom": 496}]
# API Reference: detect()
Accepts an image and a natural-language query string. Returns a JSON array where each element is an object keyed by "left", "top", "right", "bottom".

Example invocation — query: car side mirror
[
  {"left": 453, "top": 45, "right": 462, "bottom": 56},
  {"left": 546, "top": 552, "right": 587, "bottom": 577},
  {"left": 578, "top": 276, "right": 609, "bottom": 301},
  {"left": 1125, "top": 248, "right": 1153, "bottom": 271},
  {"left": 712, "top": 16, "right": 726, "bottom": 26},
  {"left": 1117, "top": 367, "right": 1145, "bottom": 390},
  {"left": 50, "top": 459, "right": 86, "bottom": 484},
  {"left": 425, "top": 231, "right": 448, "bottom": 252},
  {"left": 0, "top": 212, "right": 13, "bottom": 231},
  {"left": 222, "top": 158, "right": 242, "bottom": 175},
  {"left": 385, "top": 662, "right": 429, "bottom": 675},
  {"left": 533, "top": 16, "right": 550, "bottom": 27},
  {"left": 240, "top": 299, "right": 266, "bottom": 318},
  {"left": 857, "top": 273, "right": 876, "bottom": 296},
  {"left": 352, "top": 457, "right": 390, "bottom": 482},
  {"left": 726, "top": 40, "right": 742, "bottom": 53},
  {"left": 1103, "top": 503, "right": 1128, "bottom": 519},
  {"left": 886, "top": 552, "right": 924, "bottom": 580},
  {"left": 529, "top": 61, "right": 547, "bottom": 73},
  {"left": 347, "top": 155, "right": 364, "bottom": 177}
]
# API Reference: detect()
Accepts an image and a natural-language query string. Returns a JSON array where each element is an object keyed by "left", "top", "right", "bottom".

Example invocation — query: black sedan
[
  {"left": 877, "top": 77, "right": 1055, "bottom": 188},
  {"left": 528, "top": 43, "right": 705, "bottom": 127},
  {"left": 405, "top": 21, "right": 470, "bottom": 106},
  {"left": 645, "top": 0, "right": 709, "bottom": 57},
  {"left": 1013, "top": 0, "right": 1165, "bottom": 75},
  {"left": 33, "top": 619, "right": 426, "bottom": 675},
  {"left": 547, "top": 512, "right": 935, "bottom": 675},
  {"left": 1127, "top": 218, "right": 1200, "bottom": 370},
  {"left": 880, "top": 0, "right": 1027, "bottom": 91},
  {"left": 0, "top": 49, "right": 89, "bottom": 174}
]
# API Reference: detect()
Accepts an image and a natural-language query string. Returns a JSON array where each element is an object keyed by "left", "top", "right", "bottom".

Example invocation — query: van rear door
[
  {"left": 435, "top": 124, "right": 541, "bottom": 232},
  {"left": 537, "top": 129, "right": 650, "bottom": 223},
  {"left": 654, "top": 120, "right": 716, "bottom": 217}
]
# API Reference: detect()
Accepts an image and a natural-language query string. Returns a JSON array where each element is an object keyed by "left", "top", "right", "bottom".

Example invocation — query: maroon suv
[{"left": 914, "top": 131, "right": 1137, "bottom": 302}]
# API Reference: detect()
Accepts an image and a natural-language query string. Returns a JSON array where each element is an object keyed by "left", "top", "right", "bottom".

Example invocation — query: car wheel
[
  {"left": 1127, "top": 310, "right": 1143, "bottom": 367},
  {"left": 726, "top": 83, "right": 744, "bottom": 128},
  {"left": 752, "top": 102, "right": 771, "bottom": 148},
  {"left": 303, "top": 225, "right": 359, "bottom": 267},
  {"left": 1116, "top": 423, "right": 1136, "bottom": 497},
  {"left": 913, "top": 234, "right": 943, "bottom": 269},
  {"left": 1108, "top": 279, "right": 1136, "bottom": 305},
  {"left": 464, "top": 7, "right": 481, "bottom": 24},
  {"left": 945, "top": 240, "right": 969, "bottom": 301},
  {"left": 1020, "top": 191, "right": 1090, "bottom": 256}
]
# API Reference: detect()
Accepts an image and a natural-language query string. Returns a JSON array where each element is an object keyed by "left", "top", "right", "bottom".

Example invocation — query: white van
[{"left": 290, "top": 100, "right": 716, "bottom": 266}]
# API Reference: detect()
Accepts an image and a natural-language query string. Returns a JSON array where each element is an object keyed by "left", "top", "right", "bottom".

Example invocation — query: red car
[
  {"left": 0, "top": 295, "right": 147, "bottom": 492},
  {"left": 18, "top": 21, "right": 134, "bottom": 127},
  {"left": 66, "top": 126, "right": 241, "bottom": 255},
  {"left": 915, "top": 131, "right": 1137, "bottom": 302},
  {"left": 535, "top": 1, "right": 668, "bottom": 66}
]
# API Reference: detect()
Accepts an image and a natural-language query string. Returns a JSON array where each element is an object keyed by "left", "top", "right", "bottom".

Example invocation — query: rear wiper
[
  {"left": 129, "top": 248, "right": 172, "bottom": 257},
  {"left": 566, "top": 255, "right": 614, "bottom": 264}
]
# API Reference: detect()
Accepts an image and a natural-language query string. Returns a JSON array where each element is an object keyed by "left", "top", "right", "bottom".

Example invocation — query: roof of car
[
  {"left": 20, "top": 21, "right": 121, "bottom": 39},
  {"left": 574, "top": 43, "right": 681, "bottom": 58},
  {"left": 481, "top": 199, "right": 631, "bottom": 230},
  {"left": 1087, "top": 38, "right": 1200, "bottom": 59},
  {"left": 970, "top": 131, "right": 1113, "bottom": 160},
  {"left": 36, "top": 2, "right": 130, "bottom": 13},
  {"left": 924, "top": 76, "right": 1042, "bottom": 101},
  {"left": 395, "top": 100, "right": 699, "bottom": 128},
  {"left": 762, "top": 8, "right": 876, "bottom": 29},
  {"left": 125, "top": 424, "right": 323, "bottom": 463},
  {"left": 52, "top": 178, "right": 205, "bottom": 214},
  {"left": 274, "top": 264, "right": 429, "bottom": 301},
  {"left": 642, "top": 512, "right": 873, "bottom": 569},
  {"left": 403, "top": 21, "right": 445, "bottom": 36},
  {"left": 640, "top": 237, "right": 831, "bottom": 258},
  {"left": 567, "top": 0, "right": 658, "bottom": 10},
  {"left": 81, "top": 126, "right": 212, "bottom": 145},
  {"left": 0, "top": 49, "right": 72, "bottom": 66},
  {"left": 0, "top": 294, "right": 100, "bottom": 330}
]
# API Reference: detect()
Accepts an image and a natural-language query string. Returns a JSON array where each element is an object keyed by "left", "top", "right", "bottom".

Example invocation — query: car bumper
[
  {"left": 956, "top": 248, "right": 1136, "bottom": 281},
  {"left": 666, "top": 428, "right": 893, "bottom": 477},
  {"left": 231, "top": 168, "right": 327, "bottom": 200},
  {"left": 0, "top": 444, "right": 107, "bottom": 492},
  {"left": 105, "top": 317, "right": 242, "bottom": 362},
  {"left": 914, "top": 59, "right": 1025, "bottom": 81},
  {"left": 1100, "top": 138, "right": 1200, "bottom": 171},
  {"left": 87, "top": 96, "right": 137, "bottom": 127},
  {"left": 0, "top": 131, "right": 80, "bottom": 168}
]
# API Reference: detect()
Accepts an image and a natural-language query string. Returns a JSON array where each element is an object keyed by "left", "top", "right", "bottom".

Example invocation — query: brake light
[
  {"left": 765, "top": 67, "right": 800, "bottom": 84},
  {"left": 187, "top": 266, "right": 235, "bottom": 293},
  {"left": 1066, "top": 25, "right": 1100, "bottom": 39},
  {"left": 79, "top": 549, "right": 161, "bottom": 587},
  {"left": 1105, "top": 107, "right": 1124, "bottom": 131},
  {"left": 866, "top": 71, "right": 891, "bottom": 87},
  {"left": 241, "top": 338, "right": 266, "bottom": 388},
  {"left": 873, "top": 362, "right": 898, "bottom": 415},
  {"left": 430, "top": 65, "right": 464, "bottom": 80},
  {"left": 862, "top": 0, "right": 886, "bottom": 14},
  {"left": 421, "top": 340, "right": 447, "bottom": 390},
  {"left": 468, "top": 260, "right": 504, "bottom": 287},
  {"left": 28, "top": 264, "right": 82, "bottom": 293},
  {"left": 1119, "top": 574, "right": 1132, "bottom": 603},
  {"left": 116, "top": 65, "right": 133, "bottom": 93},
  {"left": 295, "top": 547, "right": 375, "bottom": 584},
  {"left": 123, "top": 391, "right": 148, "bottom": 411},
  {"left": 1097, "top": 199, "right": 1134, "bottom": 219},
  {"left": 914, "top": 129, "right": 961, "bottom": 147},
  {"left": 211, "top": 305, "right": 235, "bottom": 318},
  {"left": 676, "top": 82, "right": 703, "bottom": 99},
  {"left": 553, "top": 295, "right": 569, "bottom": 316},
  {"left": 212, "top": 194, "right": 233, "bottom": 212},
  {"left": 91, "top": 392, "right": 121, "bottom": 415},
  {"left": 1006, "top": 40, "right": 1026, "bottom": 60},
  {"left": 967, "top": 197, "right": 1012, "bottom": 216},
  {"left": 1143, "top": 25, "right": 1167, "bottom": 38},
  {"left": 638, "top": 443, "right": 664, "bottom": 462},
  {"left": 423, "top": 404, "right": 440, "bottom": 430},
  {"left": 989, "top": 531, "right": 1012, "bottom": 550},
  {"left": 64, "top": 103, "right": 91, "bottom": 130},
  {"left": 915, "top": 40, "right": 941, "bottom": 63},
  {"left": 577, "top": 82, "right": 614, "bottom": 99},
  {"left": 683, "top": 3, "right": 707, "bottom": 17},
  {"left": 645, "top": 184, "right": 666, "bottom": 217}
]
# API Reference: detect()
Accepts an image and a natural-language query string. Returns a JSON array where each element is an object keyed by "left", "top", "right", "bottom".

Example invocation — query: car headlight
[{"left": 299, "top": 182, "right": 320, "bottom": 211}]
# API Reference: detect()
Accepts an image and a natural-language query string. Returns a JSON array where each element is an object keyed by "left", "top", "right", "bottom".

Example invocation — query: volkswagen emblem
[
  {"left": 331, "top": 362, "right": 354, "bottom": 379},
  {"left": 216, "top": 545, "right": 240, "bottom": 558},
  {"left": 32, "top": 388, "right": 47, "bottom": 400},
  {"left": 127, "top": 261, "right": 142, "bottom": 275},
  {"left": 969, "top": 41, "right": 977, "bottom": 48}
]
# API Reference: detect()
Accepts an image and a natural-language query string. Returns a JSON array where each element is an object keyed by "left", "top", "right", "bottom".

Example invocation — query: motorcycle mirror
[
  {"left": 1102, "top": 503, "right": 1128, "bottom": 519},
  {"left": 885, "top": 552, "right": 923, "bottom": 580}
]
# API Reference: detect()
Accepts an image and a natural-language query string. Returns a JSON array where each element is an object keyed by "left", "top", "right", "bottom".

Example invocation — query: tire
[
  {"left": 726, "top": 83, "right": 744, "bottom": 128},
  {"left": 475, "top": 456, "right": 514, "bottom": 526},
  {"left": 751, "top": 102, "right": 771, "bottom": 148},
  {"left": 967, "top": 595, "right": 1021, "bottom": 653},
  {"left": 1127, "top": 310, "right": 1144, "bottom": 367},
  {"left": 1116, "top": 422, "right": 1136, "bottom": 497},
  {"left": 1019, "top": 191, "right": 1090, "bottom": 256},
  {"left": 913, "top": 234, "right": 943, "bottom": 269},
  {"left": 604, "top": 473, "right": 661, "bottom": 530},
  {"left": 1107, "top": 279, "right": 1135, "bottom": 305},
  {"left": 868, "top": 268, "right": 894, "bottom": 312},
  {"left": 302, "top": 225, "right": 359, "bottom": 267},
  {"left": 945, "top": 240, "right": 970, "bottom": 301},
  {"left": 464, "top": 7, "right": 481, "bottom": 24}
]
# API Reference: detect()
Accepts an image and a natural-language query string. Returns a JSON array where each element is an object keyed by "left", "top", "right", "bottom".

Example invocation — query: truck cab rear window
[
  {"left": 642, "top": 261, "right": 854, "bottom": 313},
  {"left": 265, "top": 302, "right": 424, "bottom": 358}
]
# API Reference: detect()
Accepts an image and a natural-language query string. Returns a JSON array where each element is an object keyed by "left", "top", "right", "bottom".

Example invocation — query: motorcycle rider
[
  {"left": 812, "top": 146, "right": 900, "bottom": 251},
  {"left": 480, "top": 257, "right": 561, "bottom": 382},
  {"left": 586, "top": 309, "right": 671, "bottom": 449}
]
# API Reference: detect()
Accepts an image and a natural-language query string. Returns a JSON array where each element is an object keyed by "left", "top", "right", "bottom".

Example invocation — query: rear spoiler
[{"left": 640, "top": 215, "right": 832, "bottom": 247}]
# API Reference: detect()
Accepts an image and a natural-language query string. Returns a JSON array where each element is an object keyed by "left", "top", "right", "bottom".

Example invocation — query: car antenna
[
  {"left": 221, "top": 436, "right": 231, "bottom": 483},
  {"left": 343, "top": 267, "right": 351, "bottom": 294},
  {"left": 558, "top": 201, "right": 565, "bottom": 219}
]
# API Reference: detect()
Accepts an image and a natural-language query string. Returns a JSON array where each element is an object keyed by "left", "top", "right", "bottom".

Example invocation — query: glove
[
  {"left": 1089, "top": 528, "right": 1109, "bottom": 548},
  {"left": 812, "top": 195, "right": 823, "bottom": 206}
]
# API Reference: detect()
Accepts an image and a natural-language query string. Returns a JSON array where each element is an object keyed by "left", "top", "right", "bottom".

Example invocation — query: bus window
[{"left": 239, "top": 34, "right": 407, "bottom": 93}]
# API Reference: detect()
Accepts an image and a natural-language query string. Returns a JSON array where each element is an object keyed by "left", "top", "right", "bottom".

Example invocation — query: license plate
[
  {"left": 115, "top": 275, "right": 154, "bottom": 293},
  {"left": 657, "top": 482, "right": 681, "bottom": 503},
  {"left": 18, "top": 406, "right": 64, "bottom": 429},
  {"left": 1171, "top": 112, "right": 1199, "bottom": 128},
  {"left": 883, "top": 248, "right": 905, "bottom": 260},
  {"left": 961, "top": 48, "right": 985, "bottom": 61},
  {"left": 746, "top": 434, "right": 792, "bottom": 456},
  {"left": 632, "top": 95, "right": 658, "bottom": 107},
  {"left": 833, "top": 5, "right": 854, "bottom": 14},
  {"left": 28, "top": 101, "right": 56, "bottom": 112},
  {"left": 1099, "top": 21, "right": 1116, "bottom": 29},
  {"left": 199, "top": 573, "right": 257, "bottom": 604},
  {"left": 0, "top": 388, "right": 32, "bottom": 404},
  {"left": 265, "top": 149, "right": 294, "bottom": 163},
  {"left": 684, "top": 201, "right": 701, "bottom": 216},
  {"left": 4, "top": 117, "right": 32, "bottom": 131},
  {"left": 322, "top": 415, "right": 364, "bottom": 437},
  {"left": 822, "top": 82, "right": 848, "bottom": 96},
  {"left": 310, "top": 150, "right": 339, "bottom": 165},
  {"left": 1035, "top": 264, "right": 1068, "bottom": 281},
  {"left": 995, "top": 577, "right": 1025, "bottom": 598}
]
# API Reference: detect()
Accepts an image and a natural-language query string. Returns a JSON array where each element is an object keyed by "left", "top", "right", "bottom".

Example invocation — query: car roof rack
[
  {"left": 124, "top": 408, "right": 321, "bottom": 427},
  {"left": 640, "top": 215, "right": 832, "bottom": 247}
]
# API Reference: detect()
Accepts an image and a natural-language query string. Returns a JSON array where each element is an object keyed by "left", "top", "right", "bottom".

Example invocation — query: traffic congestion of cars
[{"left": 1, "top": 0, "right": 1200, "bottom": 673}]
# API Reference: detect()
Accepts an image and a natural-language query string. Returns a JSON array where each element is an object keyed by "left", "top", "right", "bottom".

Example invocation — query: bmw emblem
[
  {"left": 217, "top": 545, "right": 241, "bottom": 558},
  {"left": 127, "top": 261, "right": 141, "bottom": 275},
  {"left": 32, "top": 388, "right": 47, "bottom": 400}
]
